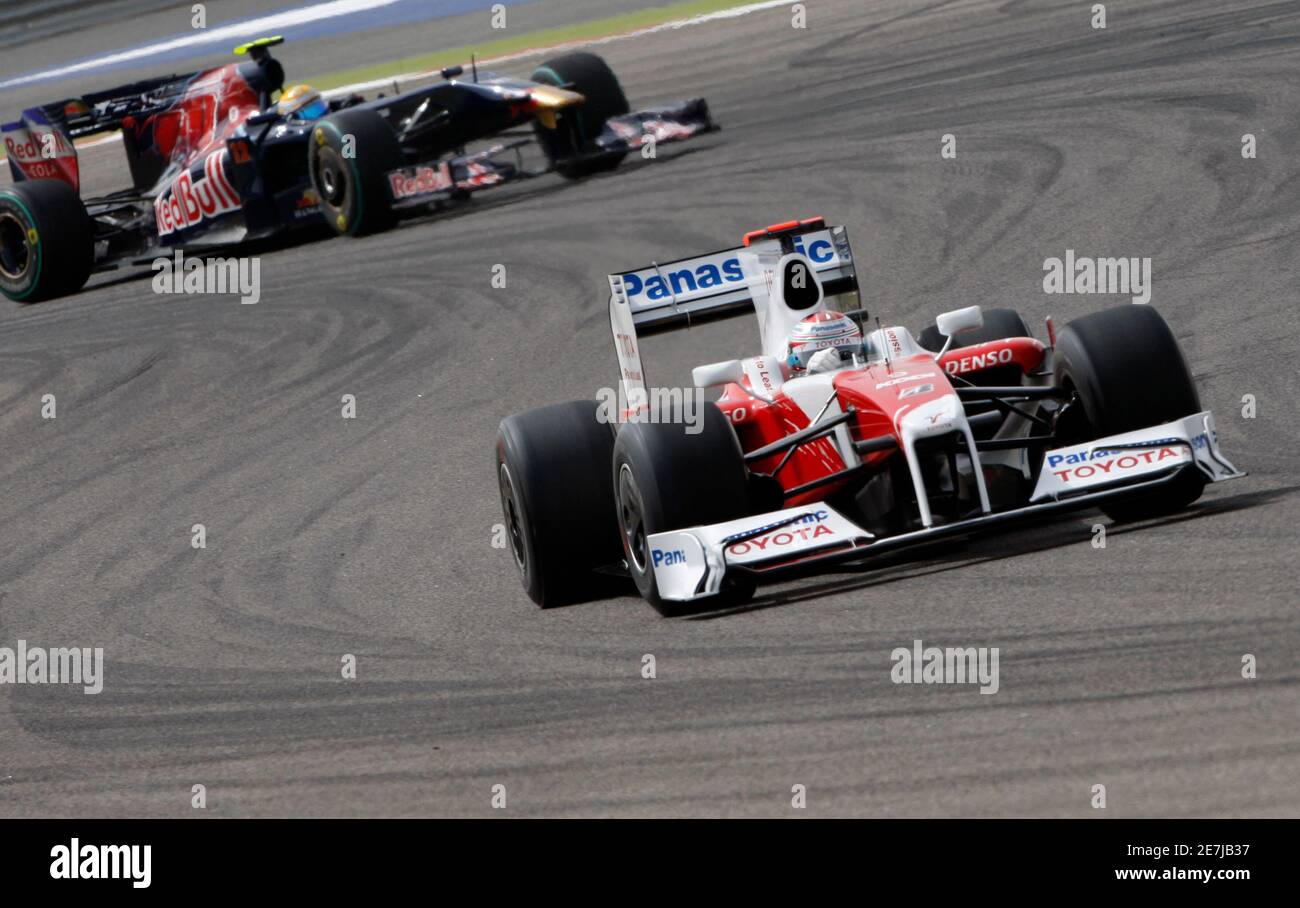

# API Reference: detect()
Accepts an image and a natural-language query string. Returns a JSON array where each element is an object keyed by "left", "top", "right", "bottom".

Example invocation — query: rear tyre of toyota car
[{"left": 496, "top": 400, "right": 625, "bottom": 607}]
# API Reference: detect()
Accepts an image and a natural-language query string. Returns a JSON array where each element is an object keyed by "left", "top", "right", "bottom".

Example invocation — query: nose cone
[
  {"left": 898, "top": 394, "right": 963, "bottom": 438},
  {"left": 528, "top": 84, "right": 585, "bottom": 109}
]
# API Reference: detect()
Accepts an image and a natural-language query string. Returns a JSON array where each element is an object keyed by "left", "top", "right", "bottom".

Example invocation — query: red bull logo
[
  {"left": 388, "top": 164, "right": 453, "bottom": 200},
  {"left": 154, "top": 150, "right": 241, "bottom": 237},
  {"left": 4, "top": 126, "right": 73, "bottom": 162},
  {"left": 3, "top": 122, "right": 79, "bottom": 189}
]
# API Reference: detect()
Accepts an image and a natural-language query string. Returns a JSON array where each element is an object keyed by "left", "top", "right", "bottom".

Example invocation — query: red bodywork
[
  {"left": 2, "top": 115, "right": 81, "bottom": 189},
  {"left": 123, "top": 64, "right": 261, "bottom": 174},
  {"left": 716, "top": 337, "right": 1046, "bottom": 505}
]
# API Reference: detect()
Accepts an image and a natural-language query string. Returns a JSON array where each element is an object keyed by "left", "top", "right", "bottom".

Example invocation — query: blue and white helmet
[{"left": 787, "top": 310, "right": 861, "bottom": 369}]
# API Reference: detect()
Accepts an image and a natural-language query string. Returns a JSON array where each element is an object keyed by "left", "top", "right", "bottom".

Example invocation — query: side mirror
[
  {"left": 692, "top": 359, "right": 744, "bottom": 389},
  {"left": 935, "top": 305, "right": 984, "bottom": 340}
]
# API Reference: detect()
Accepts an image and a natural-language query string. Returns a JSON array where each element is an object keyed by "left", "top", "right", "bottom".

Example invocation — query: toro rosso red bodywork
[
  {"left": 4, "top": 57, "right": 273, "bottom": 253},
  {"left": 139, "top": 67, "right": 260, "bottom": 239},
  {"left": 604, "top": 219, "right": 1244, "bottom": 606},
  {"left": 1, "top": 41, "right": 716, "bottom": 302}
]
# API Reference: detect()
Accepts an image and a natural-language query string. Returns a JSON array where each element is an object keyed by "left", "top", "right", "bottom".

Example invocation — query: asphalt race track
[{"left": 1, "top": 0, "right": 1298, "bottom": 817}]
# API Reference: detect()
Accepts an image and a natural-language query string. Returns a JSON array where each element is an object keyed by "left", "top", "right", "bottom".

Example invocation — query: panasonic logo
[
  {"left": 652, "top": 548, "right": 687, "bottom": 567},
  {"left": 621, "top": 233, "right": 838, "bottom": 301}
]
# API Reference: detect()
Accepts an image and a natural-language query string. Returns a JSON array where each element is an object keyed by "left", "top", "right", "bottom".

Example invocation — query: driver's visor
[{"left": 296, "top": 100, "right": 328, "bottom": 120}]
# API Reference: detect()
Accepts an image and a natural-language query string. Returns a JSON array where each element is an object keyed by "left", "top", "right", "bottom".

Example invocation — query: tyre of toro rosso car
[
  {"left": 309, "top": 108, "right": 403, "bottom": 237},
  {"left": 0, "top": 179, "right": 94, "bottom": 303},
  {"left": 612, "top": 404, "right": 756, "bottom": 615},
  {"left": 496, "top": 400, "right": 625, "bottom": 608},
  {"left": 918, "top": 307, "right": 1032, "bottom": 386},
  {"left": 1051, "top": 304, "right": 1206, "bottom": 521},
  {"left": 530, "top": 52, "right": 630, "bottom": 180}
]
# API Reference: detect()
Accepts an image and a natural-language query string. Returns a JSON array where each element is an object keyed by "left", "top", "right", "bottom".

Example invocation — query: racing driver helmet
[
  {"left": 276, "top": 84, "right": 328, "bottom": 121},
  {"left": 787, "top": 310, "right": 862, "bottom": 370}
]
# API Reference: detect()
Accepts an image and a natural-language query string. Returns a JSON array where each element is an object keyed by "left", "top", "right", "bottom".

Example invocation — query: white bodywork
[
  {"left": 895, "top": 391, "right": 991, "bottom": 526},
  {"left": 1030, "top": 411, "right": 1243, "bottom": 501},
  {"left": 647, "top": 411, "right": 1244, "bottom": 603},
  {"left": 607, "top": 224, "right": 1245, "bottom": 603},
  {"left": 647, "top": 504, "right": 874, "bottom": 601}
]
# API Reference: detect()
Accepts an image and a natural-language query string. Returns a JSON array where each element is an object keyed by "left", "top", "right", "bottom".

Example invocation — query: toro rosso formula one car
[
  {"left": 496, "top": 218, "right": 1244, "bottom": 614},
  {"left": 0, "top": 37, "right": 714, "bottom": 302}
]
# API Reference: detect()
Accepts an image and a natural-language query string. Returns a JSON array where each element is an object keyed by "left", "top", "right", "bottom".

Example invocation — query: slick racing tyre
[
  {"left": 612, "top": 404, "right": 756, "bottom": 616},
  {"left": 496, "top": 400, "right": 624, "bottom": 608},
  {"left": 530, "top": 52, "right": 630, "bottom": 179},
  {"left": 918, "top": 307, "right": 1031, "bottom": 386},
  {"left": 0, "top": 180, "right": 94, "bottom": 303},
  {"left": 1052, "top": 304, "right": 1206, "bottom": 521},
  {"left": 309, "top": 108, "right": 403, "bottom": 236}
]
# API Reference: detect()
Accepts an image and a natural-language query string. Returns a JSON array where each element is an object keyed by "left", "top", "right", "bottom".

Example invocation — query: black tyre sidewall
[
  {"left": 1053, "top": 304, "right": 1200, "bottom": 436},
  {"left": 0, "top": 180, "right": 93, "bottom": 303},
  {"left": 496, "top": 400, "right": 622, "bottom": 607},
  {"left": 1052, "top": 304, "right": 1206, "bottom": 518},
  {"left": 530, "top": 52, "right": 630, "bottom": 178},
  {"left": 611, "top": 404, "right": 750, "bottom": 610},
  {"left": 309, "top": 110, "right": 402, "bottom": 236}
]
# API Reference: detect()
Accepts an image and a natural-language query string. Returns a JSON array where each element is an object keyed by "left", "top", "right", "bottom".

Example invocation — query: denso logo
[
  {"left": 1048, "top": 446, "right": 1183, "bottom": 482},
  {"left": 652, "top": 548, "right": 687, "bottom": 567},
  {"left": 154, "top": 151, "right": 241, "bottom": 237},
  {"left": 389, "top": 164, "right": 452, "bottom": 200},
  {"left": 621, "top": 233, "right": 837, "bottom": 301},
  {"left": 944, "top": 347, "right": 1013, "bottom": 374}
]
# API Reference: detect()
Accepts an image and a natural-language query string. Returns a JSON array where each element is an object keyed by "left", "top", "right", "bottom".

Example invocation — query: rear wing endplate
[
  {"left": 2, "top": 107, "right": 80, "bottom": 191},
  {"left": 2, "top": 71, "right": 203, "bottom": 191}
]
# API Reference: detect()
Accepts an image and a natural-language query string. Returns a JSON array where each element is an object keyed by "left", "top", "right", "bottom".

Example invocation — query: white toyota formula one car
[{"left": 496, "top": 218, "right": 1244, "bottom": 614}]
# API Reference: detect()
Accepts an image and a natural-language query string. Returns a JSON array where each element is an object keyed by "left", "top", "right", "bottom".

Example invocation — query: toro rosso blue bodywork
[{"left": 0, "top": 38, "right": 716, "bottom": 301}]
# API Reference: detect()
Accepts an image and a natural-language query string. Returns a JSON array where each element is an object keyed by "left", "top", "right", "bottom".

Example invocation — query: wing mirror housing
[
  {"left": 692, "top": 359, "right": 744, "bottom": 389},
  {"left": 933, "top": 305, "right": 983, "bottom": 358}
]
